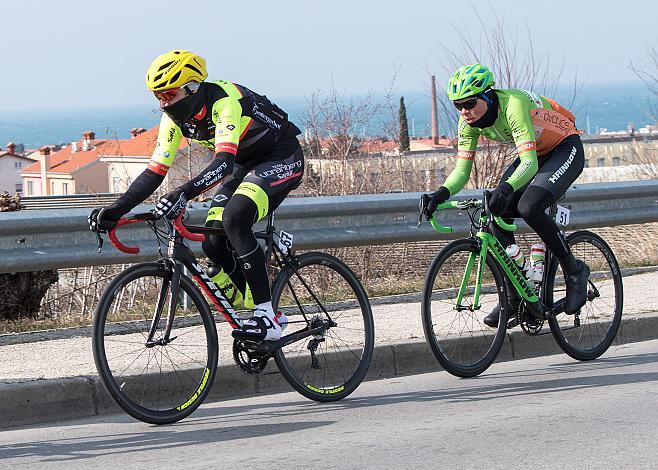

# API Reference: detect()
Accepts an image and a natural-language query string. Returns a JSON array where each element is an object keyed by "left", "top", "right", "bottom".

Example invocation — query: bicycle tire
[
  {"left": 92, "top": 262, "right": 218, "bottom": 424},
  {"left": 272, "top": 252, "right": 374, "bottom": 402},
  {"left": 545, "top": 231, "right": 623, "bottom": 361},
  {"left": 421, "top": 239, "right": 507, "bottom": 377}
]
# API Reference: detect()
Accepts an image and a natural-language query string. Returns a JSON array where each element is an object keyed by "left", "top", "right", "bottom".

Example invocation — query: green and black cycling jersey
[
  {"left": 149, "top": 80, "right": 300, "bottom": 175},
  {"left": 111, "top": 80, "right": 300, "bottom": 214},
  {"left": 444, "top": 88, "right": 580, "bottom": 196}
]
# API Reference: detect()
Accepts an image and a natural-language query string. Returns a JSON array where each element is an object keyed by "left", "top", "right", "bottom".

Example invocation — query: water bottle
[
  {"left": 528, "top": 243, "right": 546, "bottom": 283},
  {"left": 505, "top": 244, "right": 531, "bottom": 278}
]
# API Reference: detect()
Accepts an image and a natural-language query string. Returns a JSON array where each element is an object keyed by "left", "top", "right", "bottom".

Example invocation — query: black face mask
[
  {"left": 470, "top": 89, "right": 499, "bottom": 129},
  {"left": 163, "top": 83, "right": 207, "bottom": 123}
]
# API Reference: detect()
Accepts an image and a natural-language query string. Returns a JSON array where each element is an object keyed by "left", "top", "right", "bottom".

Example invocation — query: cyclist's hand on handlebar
[
  {"left": 488, "top": 182, "right": 514, "bottom": 216},
  {"left": 88, "top": 206, "right": 124, "bottom": 233},
  {"left": 423, "top": 186, "right": 451, "bottom": 220},
  {"left": 155, "top": 188, "right": 188, "bottom": 220}
]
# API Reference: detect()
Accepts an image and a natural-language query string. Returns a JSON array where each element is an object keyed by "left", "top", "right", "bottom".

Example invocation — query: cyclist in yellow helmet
[
  {"left": 89, "top": 50, "right": 304, "bottom": 341},
  {"left": 423, "top": 64, "right": 589, "bottom": 327}
]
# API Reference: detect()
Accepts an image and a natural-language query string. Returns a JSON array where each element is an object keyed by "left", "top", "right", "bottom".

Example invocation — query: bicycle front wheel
[
  {"left": 422, "top": 239, "right": 507, "bottom": 377},
  {"left": 545, "top": 231, "right": 623, "bottom": 360},
  {"left": 272, "top": 252, "right": 374, "bottom": 402},
  {"left": 92, "top": 262, "right": 218, "bottom": 424}
]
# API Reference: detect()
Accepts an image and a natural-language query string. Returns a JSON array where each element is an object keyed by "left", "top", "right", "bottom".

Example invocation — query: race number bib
[
  {"left": 278, "top": 231, "right": 294, "bottom": 253},
  {"left": 556, "top": 204, "right": 570, "bottom": 226}
]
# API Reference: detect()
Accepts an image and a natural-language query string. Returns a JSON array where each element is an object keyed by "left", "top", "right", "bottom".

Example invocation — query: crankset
[
  {"left": 233, "top": 339, "right": 272, "bottom": 375},
  {"left": 517, "top": 302, "right": 545, "bottom": 335}
]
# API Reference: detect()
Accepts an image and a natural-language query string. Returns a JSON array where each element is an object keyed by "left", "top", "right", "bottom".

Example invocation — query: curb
[{"left": 1, "top": 314, "right": 656, "bottom": 429}]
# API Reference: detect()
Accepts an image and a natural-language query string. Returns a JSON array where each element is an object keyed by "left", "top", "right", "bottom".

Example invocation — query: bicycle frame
[
  {"left": 105, "top": 211, "right": 333, "bottom": 351},
  {"left": 464, "top": 228, "right": 539, "bottom": 310},
  {"left": 425, "top": 194, "right": 554, "bottom": 319}
]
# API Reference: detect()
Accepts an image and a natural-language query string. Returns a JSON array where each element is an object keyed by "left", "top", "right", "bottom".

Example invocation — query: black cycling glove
[
  {"left": 424, "top": 186, "right": 451, "bottom": 219},
  {"left": 88, "top": 205, "right": 125, "bottom": 232},
  {"left": 154, "top": 188, "right": 188, "bottom": 219},
  {"left": 488, "top": 181, "right": 514, "bottom": 215}
]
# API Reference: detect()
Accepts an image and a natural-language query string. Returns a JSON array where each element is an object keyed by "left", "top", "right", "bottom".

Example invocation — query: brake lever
[
  {"left": 417, "top": 194, "right": 430, "bottom": 228},
  {"left": 96, "top": 232, "right": 104, "bottom": 254}
]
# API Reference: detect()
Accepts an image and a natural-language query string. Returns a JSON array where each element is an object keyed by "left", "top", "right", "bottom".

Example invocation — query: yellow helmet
[{"left": 145, "top": 50, "right": 208, "bottom": 91}]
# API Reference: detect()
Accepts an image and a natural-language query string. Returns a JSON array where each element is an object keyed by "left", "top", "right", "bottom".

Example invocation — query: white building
[{"left": 0, "top": 143, "right": 36, "bottom": 194}]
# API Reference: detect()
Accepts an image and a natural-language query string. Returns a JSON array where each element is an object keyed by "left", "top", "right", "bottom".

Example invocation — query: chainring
[
  {"left": 233, "top": 339, "right": 271, "bottom": 375},
  {"left": 518, "top": 303, "right": 544, "bottom": 334}
]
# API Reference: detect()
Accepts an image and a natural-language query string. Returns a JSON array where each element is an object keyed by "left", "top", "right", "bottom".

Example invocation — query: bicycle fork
[{"left": 145, "top": 231, "right": 187, "bottom": 347}]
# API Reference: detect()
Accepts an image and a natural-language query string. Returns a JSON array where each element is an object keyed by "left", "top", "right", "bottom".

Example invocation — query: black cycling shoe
[
  {"left": 564, "top": 260, "right": 590, "bottom": 314},
  {"left": 484, "top": 276, "right": 520, "bottom": 328},
  {"left": 483, "top": 299, "right": 520, "bottom": 327}
]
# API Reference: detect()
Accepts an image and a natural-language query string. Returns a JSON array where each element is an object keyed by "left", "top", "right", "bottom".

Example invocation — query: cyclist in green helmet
[{"left": 423, "top": 63, "right": 589, "bottom": 326}]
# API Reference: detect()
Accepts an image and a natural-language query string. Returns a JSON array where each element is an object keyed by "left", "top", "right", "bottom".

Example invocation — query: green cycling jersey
[{"left": 444, "top": 88, "right": 579, "bottom": 195}]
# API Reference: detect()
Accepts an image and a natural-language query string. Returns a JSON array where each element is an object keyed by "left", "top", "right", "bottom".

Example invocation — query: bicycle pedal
[{"left": 506, "top": 317, "right": 519, "bottom": 329}]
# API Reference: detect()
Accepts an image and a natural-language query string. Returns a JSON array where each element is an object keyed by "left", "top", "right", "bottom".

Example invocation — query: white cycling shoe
[{"left": 232, "top": 304, "right": 288, "bottom": 342}]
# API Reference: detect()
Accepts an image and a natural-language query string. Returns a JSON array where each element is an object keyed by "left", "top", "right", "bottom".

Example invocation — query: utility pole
[{"left": 431, "top": 75, "right": 439, "bottom": 145}]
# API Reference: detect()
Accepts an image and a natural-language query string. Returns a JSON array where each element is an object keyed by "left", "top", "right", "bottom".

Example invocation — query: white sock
[{"left": 254, "top": 301, "right": 274, "bottom": 319}]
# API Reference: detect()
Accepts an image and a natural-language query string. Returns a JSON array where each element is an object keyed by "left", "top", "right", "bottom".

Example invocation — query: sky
[{"left": 1, "top": 0, "right": 657, "bottom": 111}]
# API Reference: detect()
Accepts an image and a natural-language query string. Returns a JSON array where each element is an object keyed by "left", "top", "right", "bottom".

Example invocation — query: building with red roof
[
  {"left": 21, "top": 127, "right": 207, "bottom": 196},
  {"left": 21, "top": 132, "right": 109, "bottom": 196}
]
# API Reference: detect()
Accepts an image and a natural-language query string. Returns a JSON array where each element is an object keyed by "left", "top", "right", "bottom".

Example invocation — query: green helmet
[{"left": 446, "top": 64, "right": 494, "bottom": 101}]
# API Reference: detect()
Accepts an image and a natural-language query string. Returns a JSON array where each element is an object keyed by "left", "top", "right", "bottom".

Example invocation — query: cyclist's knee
[
  {"left": 518, "top": 186, "right": 553, "bottom": 220},
  {"left": 222, "top": 197, "right": 257, "bottom": 241},
  {"left": 202, "top": 230, "right": 230, "bottom": 259}
]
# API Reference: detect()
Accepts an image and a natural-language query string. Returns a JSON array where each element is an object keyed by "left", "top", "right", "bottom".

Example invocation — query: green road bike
[{"left": 419, "top": 191, "right": 623, "bottom": 377}]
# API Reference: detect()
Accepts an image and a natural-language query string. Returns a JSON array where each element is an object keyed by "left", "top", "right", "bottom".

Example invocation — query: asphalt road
[{"left": 1, "top": 339, "right": 657, "bottom": 469}]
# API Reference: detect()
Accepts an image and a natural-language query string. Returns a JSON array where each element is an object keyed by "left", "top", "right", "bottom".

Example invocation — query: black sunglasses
[{"left": 453, "top": 97, "right": 479, "bottom": 111}]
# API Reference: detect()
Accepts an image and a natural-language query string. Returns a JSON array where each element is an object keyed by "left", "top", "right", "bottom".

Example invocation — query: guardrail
[
  {"left": 1, "top": 180, "right": 657, "bottom": 274},
  {"left": 19, "top": 193, "right": 124, "bottom": 210}
]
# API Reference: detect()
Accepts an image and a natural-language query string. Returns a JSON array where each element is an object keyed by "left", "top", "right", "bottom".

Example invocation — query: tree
[
  {"left": 628, "top": 45, "right": 658, "bottom": 178},
  {"left": 399, "top": 97, "right": 410, "bottom": 152},
  {"left": 0, "top": 197, "right": 58, "bottom": 321}
]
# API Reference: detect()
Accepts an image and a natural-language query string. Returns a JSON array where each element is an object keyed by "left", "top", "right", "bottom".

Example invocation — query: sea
[{"left": 1, "top": 81, "right": 656, "bottom": 150}]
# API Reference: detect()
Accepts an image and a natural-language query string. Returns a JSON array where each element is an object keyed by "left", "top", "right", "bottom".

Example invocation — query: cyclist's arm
[
  {"left": 442, "top": 120, "right": 479, "bottom": 195},
  {"left": 178, "top": 96, "right": 242, "bottom": 198},
  {"left": 505, "top": 97, "right": 539, "bottom": 190},
  {"left": 109, "top": 114, "right": 182, "bottom": 213}
]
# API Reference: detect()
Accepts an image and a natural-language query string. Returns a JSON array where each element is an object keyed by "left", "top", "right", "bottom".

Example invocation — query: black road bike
[{"left": 92, "top": 210, "right": 374, "bottom": 424}]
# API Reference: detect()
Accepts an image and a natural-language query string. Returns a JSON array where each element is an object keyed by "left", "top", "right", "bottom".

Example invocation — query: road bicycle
[
  {"left": 418, "top": 191, "right": 623, "bottom": 377},
  {"left": 92, "top": 210, "right": 374, "bottom": 424}
]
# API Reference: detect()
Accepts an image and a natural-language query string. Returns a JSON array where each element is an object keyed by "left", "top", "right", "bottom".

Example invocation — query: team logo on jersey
[
  {"left": 457, "top": 150, "right": 475, "bottom": 160},
  {"left": 516, "top": 141, "right": 537, "bottom": 154},
  {"left": 549, "top": 146, "right": 577, "bottom": 183}
]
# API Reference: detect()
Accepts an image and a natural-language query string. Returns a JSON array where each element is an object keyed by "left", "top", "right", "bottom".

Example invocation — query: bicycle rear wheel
[
  {"left": 421, "top": 239, "right": 507, "bottom": 377},
  {"left": 545, "top": 231, "right": 623, "bottom": 360},
  {"left": 92, "top": 262, "right": 218, "bottom": 424},
  {"left": 272, "top": 252, "right": 374, "bottom": 402}
]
